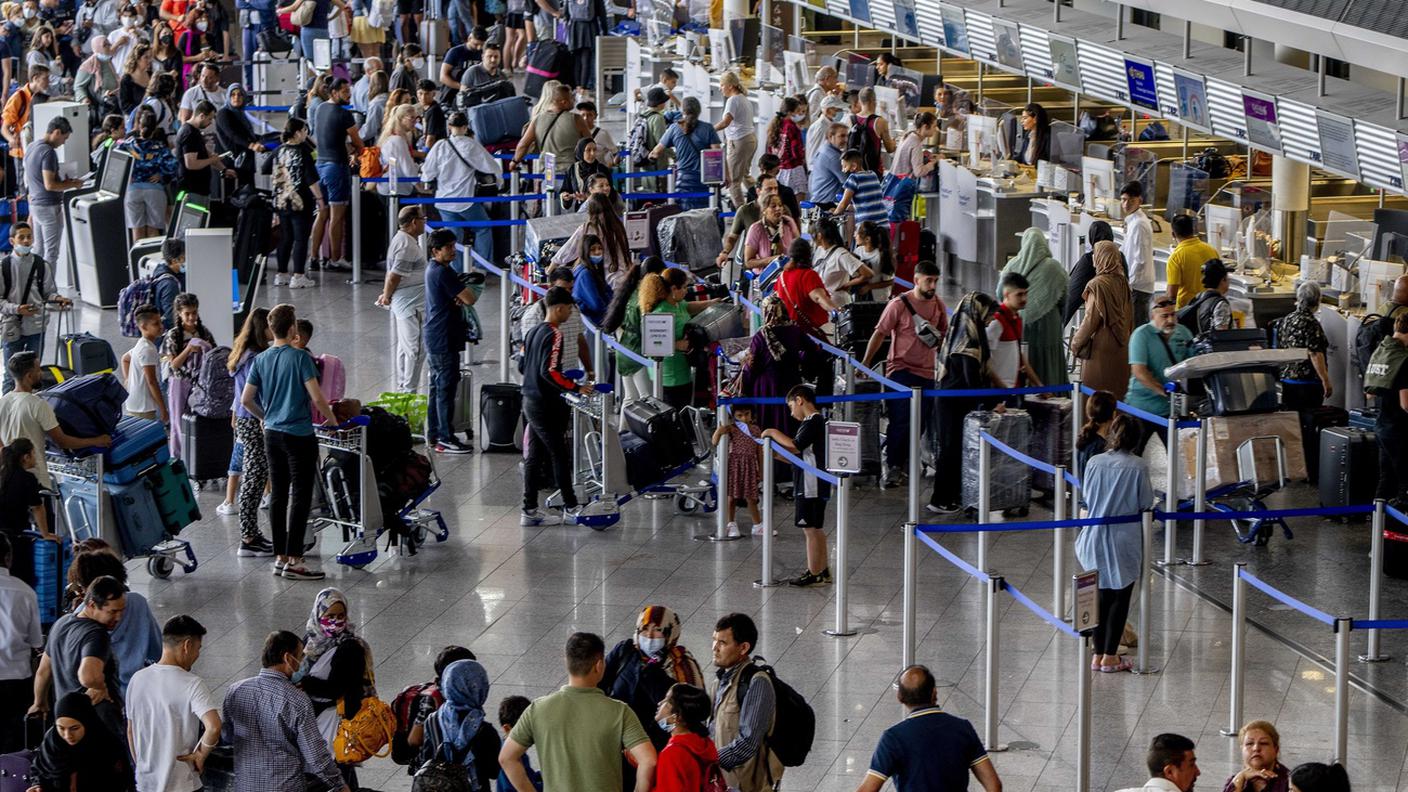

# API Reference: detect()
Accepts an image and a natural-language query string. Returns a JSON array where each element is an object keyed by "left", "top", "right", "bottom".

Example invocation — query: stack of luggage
[{"left": 620, "top": 398, "right": 709, "bottom": 490}]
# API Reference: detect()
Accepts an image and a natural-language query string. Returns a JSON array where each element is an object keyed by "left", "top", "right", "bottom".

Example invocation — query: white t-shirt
[
  {"left": 178, "top": 84, "right": 228, "bottom": 114},
  {"left": 985, "top": 322, "right": 1021, "bottom": 387},
  {"left": 125, "top": 337, "right": 161, "bottom": 414},
  {"left": 814, "top": 245, "right": 864, "bottom": 307},
  {"left": 126, "top": 663, "right": 218, "bottom": 792},
  {"left": 722, "top": 94, "right": 754, "bottom": 141},
  {"left": 0, "top": 390, "right": 59, "bottom": 487},
  {"left": 387, "top": 230, "right": 427, "bottom": 313}
]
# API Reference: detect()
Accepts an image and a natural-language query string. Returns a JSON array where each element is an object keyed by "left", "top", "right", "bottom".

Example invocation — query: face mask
[
  {"left": 290, "top": 666, "right": 306, "bottom": 684},
  {"left": 790, "top": 113, "right": 805, "bottom": 124},
  {"left": 96, "top": 52, "right": 110, "bottom": 61},
  {"left": 411, "top": 57, "right": 425, "bottom": 71},
  {"left": 121, "top": 15, "right": 134, "bottom": 26},
  {"left": 22, "top": 8, "right": 35, "bottom": 18},
  {"left": 657, "top": 717, "right": 672, "bottom": 732},
  {"left": 195, "top": 20, "right": 206, "bottom": 30},
  {"left": 857, "top": 247, "right": 880, "bottom": 264},
  {"left": 588, "top": 254, "right": 603, "bottom": 265},
  {"left": 13, "top": 244, "right": 31, "bottom": 256},
  {"left": 318, "top": 615, "right": 346, "bottom": 636},
  {"left": 637, "top": 635, "right": 665, "bottom": 655}
]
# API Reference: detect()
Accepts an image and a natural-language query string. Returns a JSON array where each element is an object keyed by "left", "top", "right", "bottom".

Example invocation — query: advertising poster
[
  {"left": 1242, "top": 90, "right": 1282, "bottom": 153},
  {"left": 1171, "top": 69, "right": 1209, "bottom": 131}
]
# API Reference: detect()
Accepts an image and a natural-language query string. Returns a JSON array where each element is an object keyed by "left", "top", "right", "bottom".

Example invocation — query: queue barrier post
[
  {"left": 1361, "top": 499, "right": 1390, "bottom": 662},
  {"left": 1160, "top": 392, "right": 1182, "bottom": 567},
  {"left": 983, "top": 573, "right": 1004, "bottom": 751},
  {"left": 1220, "top": 561, "right": 1247, "bottom": 737},
  {"left": 902, "top": 520, "right": 917, "bottom": 669},
  {"left": 1134, "top": 510, "right": 1156, "bottom": 675},
  {"left": 698, "top": 394, "right": 741, "bottom": 543},
  {"left": 908, "top": 387, "right": 921, "bottom": 524},
  {"left": 843, "top": 365, "right": 856, "bottom": 422},
  {"left": 598, "top": 385, "right": 614, "bottom": 494},
  {"left": 823, "top": 475, "right": 857, "bottom": 637},
  {"left": 755, "top": 438, "right": 778, "bottom": 587},
  {"left": 1189, "top": 417, "right": 1211, "bottom": 565},
  {"left": 388, "top": 169, "right": 400, "bottom": 245},
  {"left": 351, "top": 174, "right": 363, "bottom": 282},
  {"left": 1053, "top": 466, "right": 1068, "bottom": 621},
  {"left": 1334, "top": 618, "right": 1351, "bottom": 765},
  {"left": 651, "top": 357, "right": 664, "bottom": 400},
  {"left": 1070, "top": 378, "right": 1083, "bottom": 538},
  {"left": 666, "top": 167, "right": 676, "bottom": 195},
  {"left": 509, "top": 168, "right": 523, "bottom": 263},
  {"left": 497, "top": 257, "right": 512, "bottom": 384},
  {"left": 977, "top": 438, "right": 991, "bottom": 573},
  {"left": 1075, "top": 631, "right": 1092, "bottom": 792}
]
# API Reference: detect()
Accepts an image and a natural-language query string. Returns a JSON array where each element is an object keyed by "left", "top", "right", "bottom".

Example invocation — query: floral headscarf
[
  {"left": 760, "top": 295, "right": 793, "bottom": 361},
  {"left": 943, "top": 291, "right": 998, "bottom": 366},
  {"left": 637, "top": 605, "right": 704, "bottom": 687},
  {"left": 303, "top": 587, "right": 358, "bottom": 664}
]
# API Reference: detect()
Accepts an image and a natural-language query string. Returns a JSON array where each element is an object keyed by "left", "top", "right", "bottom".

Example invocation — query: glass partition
[{"left": 1165, "top": 162, "right": 1210, "bottom": 221}]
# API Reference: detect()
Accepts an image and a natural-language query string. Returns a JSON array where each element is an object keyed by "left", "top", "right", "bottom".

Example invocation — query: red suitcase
[{"left": 890, "top": 220, "right": 920, "bottom": 295}]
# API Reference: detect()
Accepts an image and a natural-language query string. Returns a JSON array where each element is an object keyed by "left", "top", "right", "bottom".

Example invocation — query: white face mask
[
  {"left": 121, "top": 15, "right": 134, "bottom": 26},
  {"left": 410, "top": 57, "right": 425, "bottom": 71},
  {"left": 194, "top": 19, "right": 206, "bottom": 30},
  {"left": 790, "top": 113, "right": 805, "bottom": 124},
  {"left": 96, "top": 51, "right": 110, "bottom": 61},
  {"left": 22, "top": 8, "right": 35, "bottom": 19},
  {"left": 637, "top": 635, "right": 665, "bottom": 655},
  {"left": 13, "top": 243, "right": 31, "bottom": 256},
  {"left": 856, "top": 247, "right": 880, "bottom": 264}
]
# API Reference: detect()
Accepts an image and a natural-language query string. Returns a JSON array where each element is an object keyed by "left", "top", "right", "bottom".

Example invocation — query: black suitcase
[
  {"left": 480, "top": 383, "right": 524, "bottom": 452},
  {"left": 834, "top": 301, "right": 886, "bottom": 355},
  {"left": 623, "top": 397, "right": 690, "bottom": 466},
  {"left": 1189, "top": 328, "right": 1269, "bottom": 355},
  {"left": 59, "top": 332, "right": 117, "bottom": 374},
  {"left": 230, "top": 188, "right": 273, "bottom": 284},
  {"left": 1024, "top": 395, "right": 1072, "bottom": 492},
  {"left": 524, "top": 41, "right": 570, "bottom": 98},
  {"left": 620, "top": 430, "right": 664, "bottom": 491},
  {"left": 180, "top": 412, "right": 235, "bottom": 482},
  {"left": 1319, "top": 427, "right": 1377, "bottom": 509}
]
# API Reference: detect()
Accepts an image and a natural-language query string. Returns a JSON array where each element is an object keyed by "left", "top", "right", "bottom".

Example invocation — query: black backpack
[
  {"left": 1355, "top": 311, "right": 1406, "bottom": 378},
  {"left": 847, "top": 113, "right": 882, "bottom": 174},
  {"left": 736, "top": 660, "right": 814, "bottom": 768},
  {"left": 363, "top": 405, "right": 414, "bottom": 473}
]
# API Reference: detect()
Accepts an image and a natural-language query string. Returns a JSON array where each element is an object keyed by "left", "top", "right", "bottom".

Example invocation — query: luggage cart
[
  {"left": 48, "top": 452, "right": 198, "bottom": 580},
  {"left": 1182, "top": 435, "right": 1293, "bottom": 547},
  {"left": 311, "top": 417, "right": 449, "bottom": 569}
]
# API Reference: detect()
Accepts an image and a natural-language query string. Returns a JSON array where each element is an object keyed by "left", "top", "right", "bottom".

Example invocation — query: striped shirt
[
  {"left": 221, "top": 669, "right": 343, "bottom": 792},
  {"left": 843, "top": 170, "right": 887, "bottom": 224}
]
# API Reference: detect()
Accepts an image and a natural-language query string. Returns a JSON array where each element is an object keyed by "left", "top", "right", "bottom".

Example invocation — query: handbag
[
  {"left": 333, "top": 696, "right": 398, "bottom": 764},
  {"left": 291, "top": 0, "right": 315, "bottom": 28}
]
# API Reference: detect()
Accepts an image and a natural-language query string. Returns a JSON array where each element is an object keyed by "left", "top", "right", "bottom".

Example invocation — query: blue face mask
[{"left": 589, "top": 255, "right": 603, "bottom": 265}]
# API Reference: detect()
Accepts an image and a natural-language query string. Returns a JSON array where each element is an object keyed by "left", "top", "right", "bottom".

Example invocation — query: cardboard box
[{"left": 1176, "top": 411, "right": 1305, "bottom": 499}]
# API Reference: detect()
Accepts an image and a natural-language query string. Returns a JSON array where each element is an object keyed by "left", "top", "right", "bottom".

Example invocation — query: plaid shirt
[{"left": 221, "top": 669, "right": 343, "bottom": 792}]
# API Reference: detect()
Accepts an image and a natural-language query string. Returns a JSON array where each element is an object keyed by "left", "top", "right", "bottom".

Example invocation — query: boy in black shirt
[
  {"left": 520, "top": 287, "right": 593, "bottom": 526},
  {"left": 175, "top": 101, "right": 232, "bottom": 197},
  {"left": 762, "top": 385, "right": 832, "bottom": 587}
]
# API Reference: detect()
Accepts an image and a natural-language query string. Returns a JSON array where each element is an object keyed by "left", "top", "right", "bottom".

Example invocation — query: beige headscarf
[{"left": 1082, "top": 240, "right": 1134, "bottom": 344}]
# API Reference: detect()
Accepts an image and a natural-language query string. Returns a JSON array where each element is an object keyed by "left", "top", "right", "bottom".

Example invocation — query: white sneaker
[
  {"left": 289, "top": 274, "right": 317, "bottom": 288},
  {"left": 215, "top": 500, "right": 237, "bottom": 516},
  {"left": 752, "top": 524, "right": 777, "bottom": 537},
  {"left": 260, "top": 492, "right": 271, "bottom": 510},
  {"left": 281, "top": 561, "right": 326, "bottom": 580},
  {"left": 521, "top": 508, "right": 549, "bottom": 526},
  {"left": 272, "top": 273, "right": 289, "bottom": 286},
  {"left": 726, "top": 521, "right": 741, "bottom": 538}
]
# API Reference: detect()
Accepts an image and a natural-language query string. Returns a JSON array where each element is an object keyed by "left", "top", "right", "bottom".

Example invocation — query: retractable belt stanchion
[
  {"left": 983, "top": 572, "right": 1003, "bottom": 751},
  {"left": 509, "top": 168, "right": 523, "bottom": 262},
  {"left": 351, "top": 174, "right": 363, "bottom": 282},
  {"left": 1053, "top": 466, "right": 1068, "bottom": 620},
  {"left": 1221, "top": 561, "right": 1247, "bottom": 737},
  {"left": 824, "top": 475, "right": 856, "bottom": 637},
  {"left": 1161, "top": 392, "right": 1182, "bottom": 566},
  {"left": 1334, "top": 617, "right": 1351, "bottom": 765},
  {"left": 599, "top": 384, "right": 614, "bottom": 494},
  {"left": 755, "top": 438, "right": 778, "bottom": 587},
  {"left": 497, "top": 255, "right": 511, "bottom": 384},
  {"left": 977, "top": 438, "right": 991, "bottom": 573},
  {"left": 699, "top": 364, "right": 740, "bottom": 542},
  {"left": 1134, "top": 510, "right": 1155, "bottom": 674},
  {"left": 1362, "top": 499, "right": 1389, "bottom": 662},
  {"left": 902, "top": 520, "right": 917, "bottom": 669},
  {"left": 908, "top": 388, "right": 921, "bottom": 522},
  {"left": 1075, "top": 632, "right": 1092, "bottom": 792},
  {"left": 387, "top": 169, "right": 400, "bottom": 246},
  {"left": 1189, "top": 417, "right": 1210, "bottom": 565}
]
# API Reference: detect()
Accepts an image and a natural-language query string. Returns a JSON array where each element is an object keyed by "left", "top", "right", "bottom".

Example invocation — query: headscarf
[
  {"left": 303, "top": 587, "right": 357, "bottom": 664},
  {"left": 1084, "top": 240, "right": 1133, "bottom": 344},
  {"left": 636, "top": 605, "right": 704, "bottom": 687},
  {"left": 1003, "top": 227, "right": 1068, "bottom": 325},
  {"left": 760, "top": 295, "right": 793, "bottom": 361},
  {"left": 436, "top": 659, "right": 490, "bottom": 769},
  {"left": 31, "top": 693, "right": 127, "bottom": 790},
  {"left": 1087, "top": 220, "right": 1114, "bottom": 245},
  {"left": 943, "top": 291, "right": 998, "bottom": 365}
]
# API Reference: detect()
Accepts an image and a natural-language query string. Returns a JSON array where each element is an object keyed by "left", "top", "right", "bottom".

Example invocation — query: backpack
[
  {"left": 736, "top": 660, "right": 814, "bottom": 768},
  {"left": 391, "top": 682, "right": 443, "bottom": 765},
  {"left": 626, "top": 110, "right": 656, "bottom": 167},
  {"left": 363, "top": 405, "right": 414, "bottom": 472},
  {"left": 116, "top": 272, "right": 178, "bottom": 337},
  {"left": 333, "top": 696, "right": 398, "bottom": 764},
  {"left": 360, "top": 145, "right": 384, "bottom": 178},
  {"left": 1365, "top": 335, "right": 1408, "bottom": 394},
  {"left": 847, "top": 113, "right": 881, "bottom": 174},
  {"left": 695, "top": 753, "right": 728, "bottom": 792},
  {"left": 1355, "top": 311, "right": 1402, "bottom": 378},
  {"left": 187, "top": 344, "right": 234, "bottom": 418}
]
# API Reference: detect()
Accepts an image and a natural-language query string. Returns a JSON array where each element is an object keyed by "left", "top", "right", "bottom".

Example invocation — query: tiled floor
[{"left": 60, "top": 270, "right": 1408, "bottom": 791}]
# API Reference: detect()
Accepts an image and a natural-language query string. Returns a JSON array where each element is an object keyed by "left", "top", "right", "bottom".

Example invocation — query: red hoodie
[{"left": 654, "top": 731, "right": 721, "bottom": 792}]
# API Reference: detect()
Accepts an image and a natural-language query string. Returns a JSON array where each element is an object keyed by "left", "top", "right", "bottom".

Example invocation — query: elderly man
[
  {"left": 351, "top": 56, "right": 384, "bottom": 113},
  {"left": 807, "top": 94, "right": 850, "bottom": 166},
  {"left": 806, "top": 65, "right": 842, "bottom": 120}
]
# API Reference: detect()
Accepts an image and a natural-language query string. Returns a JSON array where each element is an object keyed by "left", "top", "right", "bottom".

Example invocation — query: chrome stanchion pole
[
  {"left": 1221, "top": 561, "right": 1247, "bottom": 736},
  {"left": 1362, "top": 499, "right": 1389, "bottom": 661},
  {"left": 697, "top": 400, "right": 740, "bottom": 542},
  {"left": 902, "top": 520, "right": 917, "bottom": 668},
  {"left": 599, "top": 386, "right": 613, "bottom": 495},
  {"left": 509, "top": 168, "right": 523, "bottom": 264},
  {"left": 1076, "top": 632, "right": 1091, "bottom": 792},
  {"left": 497, "top": 260, "right": 511, "bottom": 383},
  {"left": 843, "top": 366, "right": 855, "bottom": 422},
  {"left": 651, "top": 359, "right": 663, "bottom": 400},
  {"left": 1070, "top": 378, "right": 1083, "bottom": 472},
  {"left": 1189, "top": 417, "right": 1210, "bottom": 565},
  {"left": 977, "top": 438, "right": 991, "bottom": 572},
  {"left": 388, "top": 167, "right": 400, "bottom": 243},
  {"left": 1334, "top": 618, "right": 1351, "bottom": 765},
  {"left": 1053, "top": 465, "right": 1068, "bottom": 620},
  {"left": 1134, "top": 510, "right": 1155, "bottom": 675},
  {"left": 755, "top": 439, "right": 777, "bottom": 587},
  {"left": 350, "top": 174, "right": 363, "bottom": 282},
  {"left": 983, "top": 573, "right": 1004, "bottom": 751},
  {"left": 908, "top": 387, "right": 921, "bottom": 523},
  {"left": 824, "top": 475, "right": 856, "bottom": 637},
  {"left": 1161, "top": 394, "right": 1181, "bottom": 566}
]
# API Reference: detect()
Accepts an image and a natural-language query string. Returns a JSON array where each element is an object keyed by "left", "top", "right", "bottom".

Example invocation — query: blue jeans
[
  {"left": 884, "top": 368, "right": 935, "bottom": 473},
  {"left": 2, "top": 332, "right": 41, "bottom": 393},
  {"left": 427, "top": 352, "right": 461, "bottom": 444},
  {"left": 438, "top": 206, "right": 492, "bottom": 271},
  {"left": 299, "top": 26, "right": 330, "bottom": 63}
]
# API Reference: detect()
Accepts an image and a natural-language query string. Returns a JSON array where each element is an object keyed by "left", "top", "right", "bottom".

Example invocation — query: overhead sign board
[
  {"left": 1170, "top": 68, "right": 1210, "bottom": 132},
  {"left": 940, "top": 5, "right": 968, "bottom": 54},
  {"left": 1242, "top": 89, "right": 1283, "bottom": 154},
  {"left": 1123, "top": 55, "right": 1159, "bottom": 111},
  {"left": 1047, "top": 34, "right": 1080, "bottom": 90},
  {"left": 1317, "top": 111, "right": 1360, "bottom": 180},
  {"left": 892, "top": 0, "right": 918, "bottom": 38}
]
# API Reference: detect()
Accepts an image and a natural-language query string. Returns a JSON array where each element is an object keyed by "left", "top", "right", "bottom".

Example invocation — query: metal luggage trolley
[
  {"left": 311, "top": 417, "right": 449, "bottom": 569},
  {"left": 1186, "top": 435, "right": 1293, "bottom": 547},
  {"left": 48, "top": 452, "right": 198, "bottom": 579}
]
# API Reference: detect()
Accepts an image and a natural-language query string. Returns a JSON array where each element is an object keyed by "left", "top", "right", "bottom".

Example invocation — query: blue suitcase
[
  {"left": 103, "top": 416, "right": 170, "bottom": 484},
  {"left": 144, "top": 459, "right": 200, "bottom": 534},
  {"left": 108, "top": 478, "right": 167, "bottom": 557},
  {"left": 29, "top": 531, "right": 71, "bottom": 626},
  {"left": 41, "top": 373, "right": 126, "bottom": 441},
  {"left": 468, "top": 95, "right": 530, "bottom": 146}
]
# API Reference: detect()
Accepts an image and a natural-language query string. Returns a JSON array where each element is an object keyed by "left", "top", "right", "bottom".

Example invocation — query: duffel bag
[{"left": 40, "top": 373, "right": 126, "bottom": 441}]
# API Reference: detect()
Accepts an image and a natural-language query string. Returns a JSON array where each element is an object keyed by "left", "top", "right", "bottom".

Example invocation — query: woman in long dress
[{"left": 1000, "top": 227, "right": 1069, "bottom": 386}]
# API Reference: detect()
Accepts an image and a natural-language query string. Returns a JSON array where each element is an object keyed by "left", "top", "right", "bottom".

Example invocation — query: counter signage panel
[
  {"left": 892, "top": 0, "right": 918, "bottom": 38},
  {"left": 1316, "top": 111, "right": 1359, "bottom": 179},
  {"left": 1123, "top": 55, "right": 1158, "bottom": 111},
  {"left": 990, "top": 18, "right": 1023, "bottom": 72},
  {"left": 1241, "top": 90, "right": 1282, "bottom": 153},
  {"left": 1169, "top": 68, "right": 1210, "bottom": 132},
  {"left": 848, "top": 0, "right": 871, "bottom": 23},
  {"left": 940, "top": 5, "right": 969, "bottom": 55},
  {"left": 1047, "top": 34, "right": 1080, "bottom": 90},
  {"left": 1396, "top": 132, "right": 1408, "bottom": 192}
]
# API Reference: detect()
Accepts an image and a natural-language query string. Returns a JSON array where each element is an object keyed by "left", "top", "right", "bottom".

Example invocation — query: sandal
[{"left": 1097, "top": 658, "right": 1133, "bottom": 673}]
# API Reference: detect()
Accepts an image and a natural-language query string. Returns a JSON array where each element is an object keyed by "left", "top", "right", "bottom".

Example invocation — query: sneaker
[
  {"left": 434, "top": 438, "right": 474, "bottom": 455},
  {"left": 237, "top": 537, "right": 275, "bottom": 557},
  {"left": 271, "top": 559, "right": 286, "bottom": 576},
  {"left": 882, "top": 468, "right": 907, "bottom": 488},
  {"left": 521, "top": 508, "right": 549, "bottom": 526},
  {"left": 327, "top": 259, "right": 352, "bottom": 271},
  {"left": 788, "top": 570, "right": 830, "bottom": 588},
  {"left": 289, "top": 274, "right": 317, "bottom": 289},
  {"left": 926, "top": 502, "right": 961, "bottom": 515},
  {"left": 260, "top": 492, "right": 271, "bottom": 510},
  {"left": 308, "top": 258, "right": 324, "bottom": 272},
  {"left": 751, "top": 524, "right": 777, "bottom": 537},
  {"left": 215, "top": 500, "right": 237, "bottom": 516},
  {"left": 271, "top": 273, "right": 289, "bottom": 286},
  {"left": 820, "top": 567, "right": 834, "bottom": 584},
  {"left": 281, "top": 562, "right": 326, "bottom": 580},
  {"left": 561, "top": 506, "right": 582, "bottom": 525},
  {"left": 726, "top": 521, "right": 741, "bottom": 538}
]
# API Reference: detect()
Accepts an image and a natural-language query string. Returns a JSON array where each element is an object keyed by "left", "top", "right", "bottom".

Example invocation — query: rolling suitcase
[
  {"left": 468, "top": 95, "right": 530, "bottom": 146},
  {"left": 181, "top": 412, "right": 235, "bottom": 481},
  {"left": 41, "top": 372, "right": 126, "bottom": 439},
  {"left": 480, "top": 383, "right": 524, "bottom": 451},
  {"left": 1024, "top": 395, "right": 1072, "bottom": 493},
  {"left": 1318, "top": 427, "right": 1377, "bottom": 509},
  {"left": 1349, "top": 407, "right": 1377, "bottom": 430},
  {"left": 685, "top": 304, "right": 744, "bottom": 343},
  {"left": 838, "top": 379, "right": 883, "bottom": 479},
  {"left": 37, "top": 364, "right": 74, "bottom": 390},
  {"left": 144, "top": 459, "right": 201, "bottom": 534},
  {"left": 107, "top": 478, "right": 167, "bottom": 557},
  {"left": 639, "top": 203, "right": 680, "bottom": 255},
  {"left": 29, "top": 531, "right": 72, "bottom": 626},
  {"left": 102, "top": 415, "right": 170, "bottom": 484},
  {"left": 452, "top": 368, "right": 474, "bottom": 436},
  {"left": 620, "top": 430, "right": 664, "bottom": 490},
  {"left": 623, "top": 397, "right": 690, "bottom": 466},
  {"left": 59, "top": 331, "right": 118, "bottom": 374},
  {"left": 834, "top": 301, "right": 886, "bottom": 355},
  {"left": 0, "top": 716, "right": 42, "bottom": 792},
  {"left": 657, "top": 209, "right": 723, "bottom": 272},
  {"left": 961, "top": 409, "right": 1032, "bottom": 512},
  {"left": 524, "top": 40, "right": 570, "bottom": 98}
]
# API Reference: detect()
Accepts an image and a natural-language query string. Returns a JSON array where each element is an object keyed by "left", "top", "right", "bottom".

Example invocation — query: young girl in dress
[
  {"left": 161, "top": 292, "right": 216, "bottom": 460},
  {"left": 711, "top": 404, "right": 765, "bottom": 539}
]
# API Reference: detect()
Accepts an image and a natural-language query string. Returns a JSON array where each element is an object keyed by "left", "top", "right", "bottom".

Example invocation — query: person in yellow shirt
[{"left": 1165, "top": 214, "right": 1221, "bottom": 309}]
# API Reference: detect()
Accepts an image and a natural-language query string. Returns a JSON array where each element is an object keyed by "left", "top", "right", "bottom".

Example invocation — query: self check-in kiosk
[
  {"left": 70, "top": 148, "right": 133, "bottom": 307},
  {"left": 129, "top": 194, "right": 210, "bottom": 280}
]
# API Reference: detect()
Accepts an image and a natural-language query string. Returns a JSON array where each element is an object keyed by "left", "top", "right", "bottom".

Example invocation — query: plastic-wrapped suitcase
[
  {"left": 676, "top": 407, "right": 712, "bottom": 460},
  {"left": 480, "top": 383, "right": 524, "bottom": 451},
  {"left": 180, "top": 413, "right": 234, "bottom": 481},
  {"left": 623, "top": 397, "right": 691, "bottom": 466},
  {"left": 845, "top": 379, "right": 883, "bottom": 478},
  {"left": 685, "top": 304, "right": 744, "bottom": 343},
  {"left": 468, "top": 95, "right": 531, "bottom": 146},
  {"left": 834, "top": 301, "right": 886, "bottom": 355},
  {"left": 657, "top": 209, "right": 722, "bottom": 272},
  {"left": 1024, "top": 395, "right": 1071, "bottom": 492},
  {"left": 620, "top": 430, "right": 664, "bottom": 490},
  {"left": 29, "top": 531, "right": 71, "bottom": 626},
  {"left": 144, "top": 459, "right": 201, "bottom": 534},
  {"left": 1319, "top": 427, "right": 1377, "bottom": 508},
  {"left": 524, "top": 213, "right": 585, "bottom": 260},
  {"left": 961, "top": 409, "right": 1032, "bottom": 511}
]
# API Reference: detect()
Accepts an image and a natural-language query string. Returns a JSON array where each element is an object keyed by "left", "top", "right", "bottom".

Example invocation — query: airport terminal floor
[{"left": 50, "top": 273, "right": 1408, "bottom": 792}]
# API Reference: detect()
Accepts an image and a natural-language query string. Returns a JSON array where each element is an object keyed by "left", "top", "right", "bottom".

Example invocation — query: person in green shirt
[
  {"left": 499, "top": 632, "right": 656, "bottom": 792},
  {"left": 638, "top": 267, "right": 721, "bottom": 408},
  {"left": 1125, "top": 296, "right": 1194, "bottom": 448}
]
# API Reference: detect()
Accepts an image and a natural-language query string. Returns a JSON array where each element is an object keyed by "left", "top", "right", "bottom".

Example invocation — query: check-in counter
[{"left": 936, "top": 157, "right": 1042, "bottom": 294}]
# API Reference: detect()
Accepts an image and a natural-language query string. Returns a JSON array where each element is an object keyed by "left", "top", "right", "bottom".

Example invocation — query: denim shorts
[
  {"left": 316, "top": 160, "right": 351, "bottom": 204},
  {"left": 228, "top": 440, "right": 244, "bottom": 475}
]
